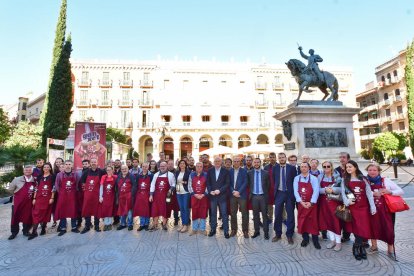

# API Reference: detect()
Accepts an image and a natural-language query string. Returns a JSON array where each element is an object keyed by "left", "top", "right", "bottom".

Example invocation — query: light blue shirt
[
  {"left": 293, "top": 174, "right": 319, "bottom": 203},
  {"left": 215, "top": 167, "right": 221, "bottom": 181},
  {"left": 253, "top": 169, "right": 263, "bottom": 195}
]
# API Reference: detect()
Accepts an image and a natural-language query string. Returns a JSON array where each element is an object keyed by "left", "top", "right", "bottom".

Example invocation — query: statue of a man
[{"left": 298, "top": 46, "right": 324, "bottom": 82}]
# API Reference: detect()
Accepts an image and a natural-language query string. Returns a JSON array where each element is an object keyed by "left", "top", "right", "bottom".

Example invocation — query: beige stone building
[{"left": 356, "top": 49, "right": 411, "bottom": 157}]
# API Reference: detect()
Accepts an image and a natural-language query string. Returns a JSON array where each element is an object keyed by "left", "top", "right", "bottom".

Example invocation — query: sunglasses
[{"left": 323, "top": 165, "right": 331, "bottom": 168}]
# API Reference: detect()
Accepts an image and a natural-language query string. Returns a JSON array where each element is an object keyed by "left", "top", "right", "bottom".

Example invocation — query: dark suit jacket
[
  {"left": 247, "top": 169, "right": 270, "bottom": 202},
  {"left": 206, "top": 167, "right": 230, "bottom": 201},
  {"left": 272, "top": 163, "right": 297, "bottom": 201},
  {"left": 174, "top": 170, "right": 191, "bottom": 192},
  {"left": 229, "top": 167, "right": 248, "bottom": 199}
]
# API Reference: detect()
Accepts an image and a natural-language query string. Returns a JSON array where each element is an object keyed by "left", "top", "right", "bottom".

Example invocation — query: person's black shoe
[
  {"left": 94, "top": 226, "right": 101, "bottom": 232},
  {"left": 322, "top": 232, "right": 328, "bottom": 241},
  {"left": 128, "top": 226, "right": 133, "bottom": 231},
  {"left": 71, "top": 228, "right": 80, "bottom": 233},
  {"left": 313, "top": 240, "right": 321, "bottom": 249},
  {"left": 341, "top": 237, "right": 350, "bottom": 243},
  {"left": 251, "top": 232, "right": 260, "bottom": 239},
  {"left": 224, "top": 232, "right": 230, "bottom": 239},
  {"left": 363, "top": 242, "right": 370, "bottom": 249},
  {"left": 301, "top": 240, "right": 309, "bottom": 247},
  {"left": 208, "top": 230, "right": 216, "bottom": 237},
  {"left": 117, "top": 225, "right": 126, "bottom": 231},
  {"left": 57, "top": 226, "right": 61, "bottom": 232},
  {"left": 40, "top": 228, "right": 46, "bottom": 236},
  {"left": 162, "top": 224, "right": 168, "bottom": 231},
  {"left": 8, "top": 234, "right": 17, "bottom": 240},
  {"left": 264, "top": 233, "right": 270, "bottom": 240},
  {"left": 359, "top": 245, "right": 367, "bottom": 260},
  {"left": 137, "top": 226, "right": 145, "bottom": 231},
  {"left": 353, "top": 244, "right": 362, "bottom": 260},
  {"left": 58, "top": 230, "right": 66, "bottom": 236},
  {"left": 22, "top": 231, "right": 29, "bottom": 237},
  {"left": 80, "top": 227, "right": 90, "bottom": 234},
  {"left": 28, "top": 233, "right": 38, "bottom": 240},
  {"left": 144, "top": 225, "right": 149, "bottom": 231}
]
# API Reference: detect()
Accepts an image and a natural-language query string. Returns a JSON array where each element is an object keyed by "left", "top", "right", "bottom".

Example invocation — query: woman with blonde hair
[
  {"left": 318, "top": 161, "right": 342, "bottom": 251},
  {"left": 365, "top": 163, "right": 403, "bottom": 259}
]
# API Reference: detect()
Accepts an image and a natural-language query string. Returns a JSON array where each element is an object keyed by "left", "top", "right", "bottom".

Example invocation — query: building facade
[
  {"left": 356, "top": 49, "right": 410, "bottom": 156},
  {"left": 68, "top": 59, "right": 353, "bottom": 162}
]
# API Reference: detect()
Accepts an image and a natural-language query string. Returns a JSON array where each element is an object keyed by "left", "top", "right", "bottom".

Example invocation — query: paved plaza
[{"left": 0, "top": 197, "right": 413, "bottom": 276}]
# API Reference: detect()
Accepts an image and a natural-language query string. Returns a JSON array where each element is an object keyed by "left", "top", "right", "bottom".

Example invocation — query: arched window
[
  {"left": 395, "top": 89, "right": 400, "bottom": 96},
  {"left": 384, "top": 93, "right": 389, "bottom": 100}
]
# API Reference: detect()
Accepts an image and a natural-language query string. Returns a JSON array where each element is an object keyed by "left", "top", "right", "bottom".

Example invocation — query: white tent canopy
[
  {"left": 198, "top": 145, "right": 242, "bottom": 156},
  {"left": 240, "top": 144, "right": 283, "bottom": 154}
]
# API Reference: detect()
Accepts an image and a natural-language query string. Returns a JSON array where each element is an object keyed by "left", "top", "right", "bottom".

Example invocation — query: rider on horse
[{"left": 298, "top": 46, "right": 324, "bottom": 83}]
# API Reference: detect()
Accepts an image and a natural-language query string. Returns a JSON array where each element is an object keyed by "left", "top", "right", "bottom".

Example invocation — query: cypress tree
[
  {"left": 406, "top": 40, "right": 414, "bottom": 157},
  {"left": 40, "top": 0, "right": 67, "bottom": 141},
  {"left": 41, "top": 35, "right": 73, "bottom": 144}
]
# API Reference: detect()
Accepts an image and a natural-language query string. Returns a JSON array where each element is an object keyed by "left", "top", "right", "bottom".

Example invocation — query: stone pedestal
[{"left": 273, "top": 101, "right": 361, "bottom": 160}]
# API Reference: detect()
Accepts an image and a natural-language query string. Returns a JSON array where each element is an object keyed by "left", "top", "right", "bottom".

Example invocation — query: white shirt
[{"left": 150, "top": 171, "right": 176, "bottom": 193}]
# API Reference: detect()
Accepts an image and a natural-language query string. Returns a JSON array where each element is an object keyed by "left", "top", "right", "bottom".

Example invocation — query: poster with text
[{"left": 74, "top": 122, "right": 107, "bottom": 171}]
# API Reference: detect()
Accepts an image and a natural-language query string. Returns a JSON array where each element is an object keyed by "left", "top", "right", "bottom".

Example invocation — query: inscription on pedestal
[
  {"left": 304, "top": 128, "right": 348, "bottom": 148},
  {"left": 284, "top": 142, "right": 296, "bottom": 151}
]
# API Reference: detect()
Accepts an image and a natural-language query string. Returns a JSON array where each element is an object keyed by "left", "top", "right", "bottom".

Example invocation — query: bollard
[{"left": 393, "top": 162, "right": 398, "bottom": 179}]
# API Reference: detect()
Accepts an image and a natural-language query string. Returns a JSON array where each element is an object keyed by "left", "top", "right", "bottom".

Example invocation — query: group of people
[{"left": 8, "top": 151, "right": 403, "bottom": 261}]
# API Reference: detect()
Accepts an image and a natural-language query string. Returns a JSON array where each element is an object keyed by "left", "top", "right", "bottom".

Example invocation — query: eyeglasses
[{"left": 323, "top": 165, "right": 331, "bottom": 168}]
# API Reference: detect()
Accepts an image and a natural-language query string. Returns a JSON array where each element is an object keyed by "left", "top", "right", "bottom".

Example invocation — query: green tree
[
  {"left": 373, "top": 132, "right": 399, "bottom": 158},
  {"left": 41, "top": 34, "right": 73, "bottom": 145},
  {"left": 0, "top": 108, "right": 13, "bottom": 145},
  {"left": 391, "top": 132, "right": 407, "bottom": 151},
  {"left": 406, "top": 40, "right": 414, "bottom": 157},
  {"left": 5, "top": 121, "right": 41, "bottom": 148},
  {"left": 106, "top": 128, "right": 131, "bottom": 145},
  {"left": 40, "top": 0, "right": 67, "bottom": 137},
  {"left": 0, "top": 146, "right": 45, "bottom": 173}
]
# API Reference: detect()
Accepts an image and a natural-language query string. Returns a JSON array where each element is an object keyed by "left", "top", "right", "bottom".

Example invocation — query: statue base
[{"left": 274, "top": 102, "right": 361, "bottom": 161}]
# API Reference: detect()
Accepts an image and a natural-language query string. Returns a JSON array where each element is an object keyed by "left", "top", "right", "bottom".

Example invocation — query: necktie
[
  {"left": 255, "top": 171, "right": 260, "bottom": 194},
  {"left": 282, "top": 166, "right": 286, "bottom": 191}
]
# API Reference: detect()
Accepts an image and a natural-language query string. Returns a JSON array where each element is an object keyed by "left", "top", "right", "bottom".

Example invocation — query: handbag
[
  {"left": 325, "top": 174, "right": 343, "bottom": 202},
  {"left": 335, "top": 204, "right": 352, "bottom": 222},
  {"left": 383, "top": 194, "right": 410, "bottom": 213}
]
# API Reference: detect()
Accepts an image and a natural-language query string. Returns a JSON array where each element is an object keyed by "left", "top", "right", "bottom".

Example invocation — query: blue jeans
[
  {"left": 58, "top": 218, "right": 77, "bottom": 230},
  {"left": 120, "top": 210, "right": 133, "bottom": 227},
  {"left": 192, "top": 219, "right": 206, "bottom": 231},
  {"left": 103, "top": 217, "right": 112, "bottom": 226},
  {"left": 177, "top": 193, "right": 190, "bottom": 225},
  {"left": 140, "top": 217, "right": 150, "bottom": 226},
  {"left": 210, "top": 196, "right": 229, "bottom": 232}
]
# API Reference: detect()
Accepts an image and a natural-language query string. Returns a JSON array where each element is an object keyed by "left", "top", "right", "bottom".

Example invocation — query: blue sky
[{"left": 0, "top": 0, "right": 413, "bottom": 105}]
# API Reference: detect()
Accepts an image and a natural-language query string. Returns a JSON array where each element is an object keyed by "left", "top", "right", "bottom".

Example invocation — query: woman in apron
[
  {"left": 341, "top": 160, "right": 376, "bottom": 260},
  {"left": 294, "top": 162, "right": 320, "bottom": 249},
  {"left": 133, "top": 162, "right": 153, "bottom": 231},
  {"left": 318, "top": 161, "right": 342, "bottom": 251},
  {"left": 366, "top": 163, "right": 403, "bottom": 259},
  {"left": 116, "top": 165, "right": 135, "bottom": 231},
  {"left": 99, "top": 165, "right": 117, "bottom": 231},
  {"left": 29, "top": 162, "right": 55, "bottom": 240},
  {"left": 188, "top": 162, "right": 209, "bottom": 236}
]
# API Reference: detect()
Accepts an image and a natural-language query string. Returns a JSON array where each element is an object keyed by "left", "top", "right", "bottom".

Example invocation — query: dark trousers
[
  {"left": 251, "top": 194, "right": 268, "bottom": 234},
  {"left": 59, "top": 218, "right": 77, "bottom": 230},
  {"left": 85, "top": 216, "right": 100, "bottom": 228},
  {"left": 10, "top": 205, "right": 31, "bottom": 235},
  {"left": 274, "top": 191, "right": 295, "bottom": 237},
  {"left": 302, "top": 233, "right": 318, "bottom": 242},
  {"left": 354, "top": 235, "right": 363, "bottom": 245},
  {"left": 230, "top": 196, "right": 248, "bottom": 232},
  {"left": 210, "top": 197, "right": 229, "bottom": 232}
]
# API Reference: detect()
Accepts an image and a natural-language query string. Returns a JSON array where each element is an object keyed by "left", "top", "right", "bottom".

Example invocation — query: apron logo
[
  {"left": 90, "top": 180, "right": 94, "bottom": 184},
  {"left": 29, "top": 185, "right": 34, "bottom": 191},
  {"left": 43, "top": 185, "right": 48, "bottom": 189},
  {"left": 66, "top": 181, "right": 71, "bottom": 186},
  {"left": 301, "top": 187, "right": 306, "bottom": 193},
  {"left": 122, "top": 183, "right": 126, "bottom": 187},
  {"left": 141, "top": 183, "right": 146, "bottom": 187},
  {"left": 354, "top": 186, "right": 361, "bottom": 193},
  {"left": 197, "top": 180, "right": 201, "bottom": 185},
  {"left": 106, "top": 184, "right": 111, "bottom": 191}
]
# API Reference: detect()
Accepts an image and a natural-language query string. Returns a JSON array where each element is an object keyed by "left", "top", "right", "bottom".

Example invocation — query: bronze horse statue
[{"left": 285, "top": 59, "right": 339, "bottom": 102}]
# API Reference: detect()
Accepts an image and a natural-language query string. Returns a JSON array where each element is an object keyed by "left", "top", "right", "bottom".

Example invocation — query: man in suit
[
  {"left": 264, "top": 152, "right": 277, "bottom": 226},
  {"left": 288, "top": 154, "right": 300, "bottom": 176},
  {"left": 207, "top": 157, "right": 230, "bottom": 238},
  {"left": 229, "top": 156, "right": 249, "bottom": 238},
  {"left": 247, "top": 158, "right": 270, "bottom": 240},
  {"left": 272, "top": 152, "right": 297, "bottom": 244}
]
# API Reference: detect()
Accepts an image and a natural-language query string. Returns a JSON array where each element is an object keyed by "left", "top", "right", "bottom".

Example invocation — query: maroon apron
[
  {"left": 11, "top": 179, "right": 35, "bottom": 225},
  {"left": 82, "top": 174, "right": 101, "bottom": 217},
  {"left": 151, "top": 174, "right": 170, "bottom": 217},
  {"left": 99, "top": 175, "right": 117, "bottom": 218},
  {"left": 370, "top": 178, "right": 394, "bottom": 244},
  {"left": 54, "top": 173, "right": 77, "bottom": 220},
  {"left": 191, "top": 174, "right": 209, "bottom": 220},
  {"left": 297, "top": 176, "right": 319, "bottom": 235},
  {"left": 117, "top": 176, "right": 133, "bottom": 216},
  {"left": 32, "top": 176, "right": 53, "bottom": 224},
  {"left": 318, "top": 177, "right": 341, "bottom": 235},
  {"left": 345, "top": 180, "right": 372, "bottom": 239},
  {"left": 133, "top": 175, "right": 151, "bottom": 217},
  {"left": 267, "top": 165, "right": 275, "bottom": 205},
  {"left": 166, "top": 190, "right": 179, "bottom": 219}
]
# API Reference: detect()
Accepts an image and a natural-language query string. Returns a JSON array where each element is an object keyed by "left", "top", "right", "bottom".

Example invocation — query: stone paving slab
[{"left": 0, "top": 199, "right": 413, "bottom": 276}]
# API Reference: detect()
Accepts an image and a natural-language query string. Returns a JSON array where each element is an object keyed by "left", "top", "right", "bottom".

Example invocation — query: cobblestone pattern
[{"left": 0, "top": 199, "right": 413, "bottom": 275}]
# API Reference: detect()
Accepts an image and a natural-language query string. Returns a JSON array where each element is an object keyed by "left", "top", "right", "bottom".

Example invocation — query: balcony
[
  {"left": 77, "top": 79, "right": 91, "bottom": 88},
  {"left": 255, "top": 100, "right": 269, "bottom": 108},
  {"left": 118, "top": 99, "right": 133, "bottom": 107},
  {"left": 98, "top": 99, "right": 112, "bottom": 107},
  {"left": 75, "top": 99, "right": 90, "bottom": 107},
  {"left": 385, "top": 79, "right": 391, "bottom": 86},
  {"left": 392, "top": 76, "right": 399, "bottom": 84},
  {"left": 255, "top": 83, "right": 267, "bottom": 90},
  {"left": 140, "top": 80, "right": 153, "bottom": 89},
  {"left": 382, "top": 99, "right": 390, "bottom": 106},
  {"left": 136, "top": 122, "right": 154, "bottom": 129},
  {"left": 138, "top": 99, "right": 154, "bottom": 107},
  {"left": 396, "top": 113, "right": 405, "bottom": 121},
  {"left": 383, "top": 116, "right": 392, "bottom": 123},
  {"left": 120, "top": 122, "right": 133, "bottom": 129},
  {"left": 272, "top": 83, "right": 284, "bottom": 90},
  {"left": 395, "top": 95, "right": 402, "bottom": 102},
  {"left": 273, "top": 100, "right": 286, "bottom": 108},
  {"left": 120, "top": 79, "right": 133, "bottom": 88},
  {"left": 360, "top": 132, "right": 380, "bottom": 140},
  {"left": 98, "top": 79, "right": 112, "bottom": 88}
]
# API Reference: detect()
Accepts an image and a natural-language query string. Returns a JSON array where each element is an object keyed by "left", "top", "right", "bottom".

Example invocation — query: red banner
[{"left": 74, "top": 122, "right": 107, "bottom": 171}]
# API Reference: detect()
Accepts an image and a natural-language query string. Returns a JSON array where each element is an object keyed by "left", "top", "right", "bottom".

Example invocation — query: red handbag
[{"left": 383, "top": 194, "right": 410, "bottom": 213}]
